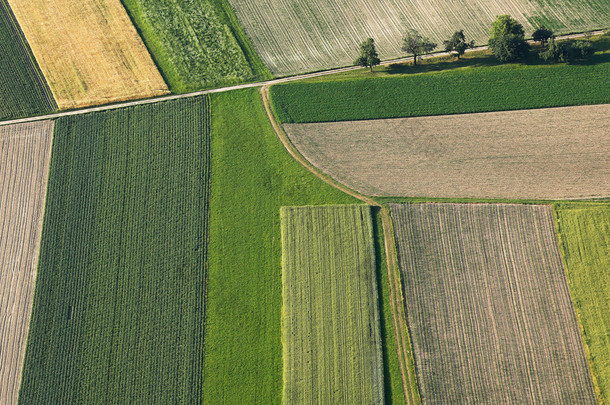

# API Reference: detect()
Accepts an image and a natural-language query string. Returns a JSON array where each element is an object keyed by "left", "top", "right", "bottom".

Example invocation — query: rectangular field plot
[
  {"left": 228, "top": 0, "right": 610, "bottom": 75},
  {"left": 556, "top": 204, "right": 610, "bottom": 402},
  {"left": 0, "top": 121, "right": 54, "bottom": 405},
  {"left": 18, "top": 97, "right": 210, "bottom": 404},
  {"left": 284, "top": 104, "right": 610, "bottom": 200},
  {"left": 0, "top": 0, "right": 55, "bottom": 120},
  {"left": 6, "top": 0, "right": 168, "bottom": 109},
  {"left": 390, "top": 203, "right": 596, "bottom": 404},
  {"left": 281, "top": 205, "right": 384, "bottom": 404}
]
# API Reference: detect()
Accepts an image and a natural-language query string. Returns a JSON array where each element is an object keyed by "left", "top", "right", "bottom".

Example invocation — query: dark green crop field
[
  {"left": 0, "top": 0, "right": 55, "bottom": 120},
  {"left": 271, "top": 40, "right": 610, "bottom": 123},
  {"left": 121, "top": 0, "right": 271, "bottom": 93},
  {"left": 19, "top": 97, "right": 210, "bottom": 404},
  {"left": 556, "top": 203, "right": 610, "bottom": 403}
]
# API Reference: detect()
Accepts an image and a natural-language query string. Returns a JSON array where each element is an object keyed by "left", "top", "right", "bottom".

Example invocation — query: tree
[
  {"left": 488, "top": 15, "right": 529, "bottom": 61},
  {"left": 443, "top": 30, "right": 474, "bottom": 59},
  {"left": 532, "top": 26, "right": 553, "bottom": 46},
  {"left": 539, "top": 37, "right": 569, "bottom": 63},
  {"left": 355, "top": 37, "right": 381, "bottom": 72},
  {"left": 402, "top": 28, "right": 437, "bottom": 66},
  {"left": 570, "top": 40, "right": 595, "bottom": 59}
]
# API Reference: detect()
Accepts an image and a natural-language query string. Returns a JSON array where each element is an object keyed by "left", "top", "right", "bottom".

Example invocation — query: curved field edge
[
  {"left": 554, "top": 203, "right": 610, "bottom": 404},
  {"left": 0, "top": 0, "right": 55, "bottom": 120},
  {"left": 269, "top": 36, "right": 610, "bottom": 123},
  {"left": 18, "top": 97, "right": 210, "bottom": 404},
  {"left": 120, "top": 0, "right": 271, "bottom": 93}
]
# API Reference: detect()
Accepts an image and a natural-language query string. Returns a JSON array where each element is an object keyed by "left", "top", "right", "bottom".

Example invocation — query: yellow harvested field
[
  {"left": 7, "top": 0, "right": 168, "bottom": 109},
  {"left": 0, "top": 121, "right": 54, "bottom": 405},
  {"left": 284, "top": 104, "right": 610, "bottom": 199}
]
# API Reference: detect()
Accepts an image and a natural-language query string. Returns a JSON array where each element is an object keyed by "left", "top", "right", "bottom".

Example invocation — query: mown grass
[
  {"left": 121, "top": 0, "right": 271, "bottom": 93},
  {"left": 0, "top": 0, "right": 55, "bottom": 120},
  {"left": 202, "top": 88, "right": 360, "bottom": 403},
  {"left": 555, "top": 203, "right": 610, "bottom": 404},
  {"left": 271, "top": 36, "right": 610, "bottom": 123},
  {"left": 19, "top": 97, "right": 210, "bottom": 404}
]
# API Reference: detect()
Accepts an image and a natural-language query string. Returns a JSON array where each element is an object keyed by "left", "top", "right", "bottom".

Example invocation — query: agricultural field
[
  {"left": 0, "top": 0, "right": 55, "bottom": 120},
  {"left": 6, "top": 0, "right": 168, "bottom": 109},
  {"left": 121, "top": 0, "right": 270, "bottom": 93},
  {"left": 390, "top": 202, "right": 596, "bottom": 404},
  {"left": 227, "top": 0, "right": 610, "bottom": 75},
  {"left": 556, "top": 204, "right": 610, "bottom": 402},
  {"left": 18, "top": 97, "right": 210, "bottom": 404},
  {"left": 270, "top": 44, "right": 610, "bottom": 123},
  {"left": 283, "top": 104, "right": 610, "bottom": 199},
  {"left": 0, "top": 121, "right": 54, "bottom": 405},
  {"left": 280, "top": 205, "right": 384, "bottom": 404}
]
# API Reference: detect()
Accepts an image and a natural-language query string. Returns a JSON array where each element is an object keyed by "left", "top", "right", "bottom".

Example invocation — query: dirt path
[
  {"left": 261, "top": 85, "right": 420, "bottom": 403},
  {"left": 1, "top": 30, "right": 602, "bottom": 128}
]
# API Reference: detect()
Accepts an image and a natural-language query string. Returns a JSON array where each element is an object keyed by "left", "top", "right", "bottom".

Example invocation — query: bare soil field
[
  {"left": 284, "top": 104, "right": 610, "bottom": 200},
  {"left": 227, "top": 0, "right": 610, "bottom": 75},
  {"left": 6, "top": 0, "right": 168, "bottom": 109},
  {"left": 0, "top": 121, "right": 53, "bottom": 405},
  {"left": 390, "top": 202, "right": 596, "bottom": 404}
]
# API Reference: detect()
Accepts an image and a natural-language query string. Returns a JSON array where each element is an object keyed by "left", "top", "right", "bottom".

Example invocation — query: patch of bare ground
[
  {"left": 390, "top": 203, "right": 596, "bottom": 404},
  {"left": 284, "top": 104, "right": 610, "bottom": 200},
  {"left": 0, "top": 121, "right": 53, "bottom": 405}
]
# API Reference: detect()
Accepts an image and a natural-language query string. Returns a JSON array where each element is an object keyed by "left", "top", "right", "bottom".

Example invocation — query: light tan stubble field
[
  {"left": 0, "top": 121, "right": 54, "bottom": 405},
  {"left": 284, "top": 104, "right": 610, "bottom": 200},
  {"left": 7, "top": 0, "right": 168, "bottom": 109}
]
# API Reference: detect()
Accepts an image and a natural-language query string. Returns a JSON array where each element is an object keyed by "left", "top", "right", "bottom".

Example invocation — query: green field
[
  {"left": 281, "top": 205, "right": 384, "bottom": 404},
  {"left": 555, "top": 204, "right": 610, "bottom": 403},
  {"left": 18, "top": 97, "right": 210, "bottom": 404},
  {"left": 121, "top": 0, "right": 271, "bottom": 93},
  {"left": 0, "top": 0, "right": 55, "bottom": 120},
  {"left": 270, "top": 38, "right": 610, "bottom": 123}
]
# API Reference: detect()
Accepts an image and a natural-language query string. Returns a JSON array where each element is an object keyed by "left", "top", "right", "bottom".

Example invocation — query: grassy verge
[
  {"left": 19, "top": 97, "right": 210, "bottom": 404},
  {"left": 554, "top": 203, "right": 610, "bottom": 404},
  {"left": 270, "top": 36, "right": 610, "bottom": 123},
  {"left": 203, "top": 88, "right": 359, "bottom": 403},
  {"left": 0, "top": 0, "right": 55, "bottom": 120}
]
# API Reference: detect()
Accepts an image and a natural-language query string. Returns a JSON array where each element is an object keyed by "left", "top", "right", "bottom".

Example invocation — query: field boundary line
[
  {"left": 261, "top": 85, "right": 421, "bottom": 403},
  {"left": 1, "top": 31, "right": 602, "bottom": 128}
]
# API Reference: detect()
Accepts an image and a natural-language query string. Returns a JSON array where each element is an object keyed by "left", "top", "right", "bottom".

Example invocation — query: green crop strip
[
  {"left": 19, "top": 97, "right": 210, "bottom": 404},
  {"left": 0, "top": 0, "right": 55, "bottom": 120},
  {"left": 555, "top": 203, "right": 610, "bottom": 404},
  {"left": 121, "top": 0, "right": 271, "bottom": 93},
  {"left": 270, "top": 37, "right": 610, "bottom": 123},
  {"left": 280, "top": 205, "right": 385, "bottom": 404}
]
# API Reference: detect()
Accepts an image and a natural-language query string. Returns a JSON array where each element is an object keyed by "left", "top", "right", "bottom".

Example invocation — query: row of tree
[{"left": 356, "top": 15, "right": 596, "bottom": 71}]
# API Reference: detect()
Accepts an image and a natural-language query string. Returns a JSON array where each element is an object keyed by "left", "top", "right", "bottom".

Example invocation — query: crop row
[
  {"left": 19, "top": 97, "right": 210, "bottom": 404},
  {"left": 281, "top": 205, "right": 384, "bottom": 404}
]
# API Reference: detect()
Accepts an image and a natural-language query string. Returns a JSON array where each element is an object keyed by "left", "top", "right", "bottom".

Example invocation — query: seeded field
[
  {"left": 0, "top": 121, "right": 53, "bottom": 405},
  {"left": 228, "top": 0, "right": 610, "bottom": 75},
  {"left": 281, "top": 205, "right": 384, "bottom": 404},
  {"left": 19, "top": 97, "right": 209, "bottom": 404},
  {"left": 121, "top": 0, "right": 270, "bottom": 92},
  {"left": 6, "top": 0, "right": 168, "bottom": 109},
  {"left": 283, "top": 104, "right": 610, "bottom": 200},
  {"left": 390, "top": 203, "right": 596, "bottom": 404},
  {"left": 556, "top": 204, "right": 610, "bottom": 402}
]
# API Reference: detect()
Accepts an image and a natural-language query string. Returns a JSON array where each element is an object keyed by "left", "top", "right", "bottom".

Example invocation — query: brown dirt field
[
  {"left": 0, "top": 121, "right": 54, "bottom": 405},
  {"left": 6, "top": 0, "right": 168, "bottom": 109},
  {"left": 390, "top": 203, "right": 596, "bottom": 404},
  {"left": 284, "top": 104, "right": 610, "bottom": 200}
]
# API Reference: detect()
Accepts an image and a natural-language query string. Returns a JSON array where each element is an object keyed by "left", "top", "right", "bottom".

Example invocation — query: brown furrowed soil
[
  {"left": 283, "top": 104, "right": 610, "bottom": 200},
  {"left": 6, "top": 0, "right": 168, "bottom": 109},
  {"left": 389, "top": 202, "right": 596, "bottom": 404},
  {"left": 0, "top": 121, "right": 53, "bottom": 405}
]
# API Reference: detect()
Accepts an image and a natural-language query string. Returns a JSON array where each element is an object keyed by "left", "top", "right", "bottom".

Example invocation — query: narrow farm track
[
  {"left": 0, "top": 31, "right": 601, "bottom": 128},
  {"left": 261, "top": 85, "right": 420, "bottom": 403},
  {"left": 0, "top": 121, "right": 54, "bottom": 405}
]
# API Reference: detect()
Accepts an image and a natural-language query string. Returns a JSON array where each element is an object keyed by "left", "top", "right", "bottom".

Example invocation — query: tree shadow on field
[{"left": 371, "top": 206, "right": 395, "bottom": 404}]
